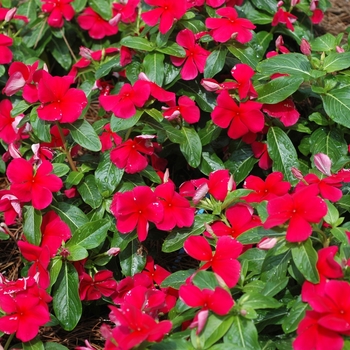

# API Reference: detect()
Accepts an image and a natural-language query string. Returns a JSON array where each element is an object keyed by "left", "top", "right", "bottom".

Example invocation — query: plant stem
[
  {"left": 61, "top": 29, "right": 77, "bottom": 62},
  {"left": 4, "top": 333, "right": 14, "bottom": 350},
  {"left": 55, "top": 122, "right": 77, "bottom": 172}
]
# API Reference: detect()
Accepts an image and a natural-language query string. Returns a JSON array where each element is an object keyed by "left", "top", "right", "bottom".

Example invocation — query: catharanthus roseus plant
[{"left": 3, "top": 0, "right": 350, "bottom": 349}]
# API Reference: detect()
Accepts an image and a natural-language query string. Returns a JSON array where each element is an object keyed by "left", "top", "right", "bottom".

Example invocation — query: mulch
[{"left": 0, "top": 2, "right": 349, "bottom": 348}]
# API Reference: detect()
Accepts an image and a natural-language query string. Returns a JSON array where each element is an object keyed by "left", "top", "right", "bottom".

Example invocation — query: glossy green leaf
[
  {"left": 204, "top": 48, "right": 227, "bottom": 78},
  {"left": 95, "top": 56, "right": 121, "bottom": 80},
  {"left": 45, "top": 343, "right": 69, "bottom": 350},
  {"left": 161, "top": 270, "right": 195, "bottom": 289},
  {"left": 119, "top": 240, "right": 147, "bottom": 276},
  {"left": 322, "top": 52, "right": 350, "bottom": 73},
  {"left": 223, "top": 316, "right": 261, "bottom": 349},
  {"left": 240, "top": 293, "right": 282, "bottom": 309},
  {"left": 66, "top": 119, "right": 102, "bottom": 152},
  {"left": 23, "top": 337, "right": 44, "bottom": 350},
  {"left": 52, "top": 163, "right": 70, "bottom": 177},
  {"left": 256, "top": 76, "right": 304, "bottom": 104},
  {"left": 162, "top": 214, "right": 214, "bottom": 253},
  {"left": 90, "top": 0, "right": 112, "bottom": 20},
  {"left": 179, "top": 126, "right": 202, "bottom": 167},
  {"left": 67, "top": 219, "right": 110, "bottom": 250},
  {"left": 267, "top": 127, "right": 299, "bottom": 185},
  {"left": 53, "top": 262, "right": 82, "bottom": 330},
  {"left": 49, "top": 36, "right": 72, "bottom": 71},
  {"left": 192, "top": 314, "right": 234, "bottom": 349},
  {"left": 23, "top": 206, "right": 42, "bottom": 246},
  {"left": 65, "top": 171, "right": 84, "bottom": 187},
  {"left": 110, "top": 110, "right": 143, "bottom": 132},
  {"left": 322, "top": 88, "right": 350, "bottom": 128},
  {"left": 77, "top": 175, "right": 103, "bottom": 209},
  {"left": 291, "top": 238, "right": 319, "bottom": 283},
  {"left": 95, "top": 152, "right": 124, "bottom": 196},
  {"left": 257, "top": 53, "right": 311, "bottom": 80},
  {"left": 66, "top": 245, "right": 88, "bottom": 261},
  {"left": 49, "top": 258, "right": 63, "bottom": 290},
  {"left": 282, "top": 297, "right": 308, "bottom": 334},
  {"left": 50, "top": 202, "right": 89, "bottom": 234},
  {"left": 227, "top": 45, "right": 259, "bottom": 69},
  {"left": 156, "top": 41, "right": 186, "bottom": 57},
  {"left": 143, "top": 52, "right": 165, "bottom": 86},
  {"left": 11, "top": 100, "right": 31, "bottom": 116},
  {"left": 141, "top": 165, "right": 162, "bottom": 184},
  {"left": 310, "top": 33, "right": 337, "bottom": 51},
  {"left": 198, "top": 120, "right": 221, "bottom": 146},
  {"left": 324, "top": 200, "right": 339, "bottom": 226},
  {"left": 30, "top": 109, "right": 51, "bottom": 142},
  {"left": 71, "top": 0, "right": 87, "bottom": 12},
  {"left": 120, "top": 36, "right": 155, "bottom": 51},
  {"left": 192, "top": 271, "right": 220, "bottom": 290}
]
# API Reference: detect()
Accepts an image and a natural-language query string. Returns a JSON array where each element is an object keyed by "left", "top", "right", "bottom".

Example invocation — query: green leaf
[
  {"left": 338, "top": 194, "right": 350, "bottom": 212},
  {"left": 45, "top": 342, "right": 69, "bottom": 350},
  {"left": 161, "top": 270, "right": 195, "bottom": 289},
  {"left": 240, "top": 293, "right": 282, "bottom": 309},
  {"left": 330, "top": 227, "right": 349, "bottom": 244},
  {"left": 77, "top": 175, "right": 103, "bottom": 209},
  {"left": 250, "top": 0, "right": 277, "bottom": 14},
  {"left": 161, "top": 120, "right": 184, "bottom": 143},
  {"left": 310, "top": 33, "right": 337, "bottom": 52},
  {"left": 322, "top": 88, "right": 350, "bottom": 128},
  {"left": 156, "top": 41, "right": 186, "bottom": 57},
  {"left": 192, "top": 314, "right": 234, "bottom": 349},
  {"left": 119, "top": 240, "right": 147, "bottom": 276},
  {"left": 52, "top": 163, "right": 70, "bottom": 177},
  {"left": 71, "top": 0, "right": 87, "bottom": 12},
  {"left": 162, "top": 214, "right": 214, "bottom": 253},
  {"left": 179, "top": 126, "right": 202, "bottom": 167},
  {"left": 17, "top": 0, "right": 38, "bottom": 22},
  {"left": 120, "top": 36, "right": 155, "bottom": 51},
  {"left": 23, "top": 337, "right": 44, "bottom": 350},
  {"left": 239, "top": 248, "right": 267, "bottom": 274},
  {"left": 282, "top": 297, "right": 308, "bottom": 334},
  {"left": 50, "top": 202, "right": 89, "bottom": 234},
  {"left": 204, "top": 48, "right": 227, "bottom": 78},
  {"left": 67, "top": 219, "right": 110, "bottom": 250},
  {"left": 143, "top": 52, "right": 165, "bottom": 86},
  {"left": 66, "top": 171, "right": 84, "bottom": 187},
  {"left": 291, "top": 238, "right": 319, "bottom": 283},
  {"left": 324, "top": 200, "right": 339, "bottom": 227},
  {"left": 261, "top": 277, "right": 289, "bottom": 297},
  {"left": 192, "top": 271, "right": 220, "bottom": 290},
  {"left": 256, "top": 76, "right": 304, "bottom": 104},
  {"left": 110, "top": 110, "right": 143, "bottom": 132},
  {"left": 66, "top": 245, "right": 88, "bottom": 261},
  {"left": 95, "top": 56, "right": 121, "bottom": 80},
  {"left": 200, "top": 151, "right": 225, "bottom": 175},
  {"left": 53, "top": 262, "right": 82, "bottom": 331},
  {"left": 90, "top": 0, "right": 112, "bottom": 20},
  {"left": 49, "top": 37, "right": 72, "bottom": 71},
  {"left": 322, "top": 52, "right": 350, "bottom": 73},
  {"left": 223, "top": 316, "right": 261, "bottom": 349},
  {"left": 30, "top": 109, "right": 51, "bottom": 142},
  {"left": 65, "top": 119, "right": 101, "bottom": 152},
  {"left": 11, "top": 100, "right": 31, "bottom": 116},
  {"left": 95, "top": 152, "right": 124, "bottom": 196},
  {"left": 198, "top": 120, "right": 221, "bottom": 146},
  {"left": 141, "top": 165, "right": 162, "bottom": 184},
  {"left": 23, "top": 206, "right": 42, "bottom": 246},
  {"left": 257, "top": 53, "right": 311, "bottom": 80},
  {"left": 49, "top": 258, "right": 63, "bottom": 290},
  {"left": 145, "top": 108, "right": 164, "bottom": 123},
  {"left": 221, "top": 189, "right": 252, "bottom": 210},
  {"left": 267, "top": 127, "right": 299, "bottom": 185},
  {"left": 309, "top": 127, "right": 347, "bottom": 165},
  {"left": 227, "top": 45, "right": 259, "bottom": 69}
]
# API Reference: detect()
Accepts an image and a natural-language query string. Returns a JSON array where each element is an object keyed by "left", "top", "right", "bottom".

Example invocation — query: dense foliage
[{"left": 2, "top": 0, "right": 350, "bottom": 349}]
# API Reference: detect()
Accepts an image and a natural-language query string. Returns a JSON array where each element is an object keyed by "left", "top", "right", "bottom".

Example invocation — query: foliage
[{"left": 2, "top": 0, "right": 350, "bottom": 349}]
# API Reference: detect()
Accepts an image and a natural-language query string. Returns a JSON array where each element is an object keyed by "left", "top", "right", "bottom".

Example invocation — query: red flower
[
  {"left": 7, "top": 158, "right": 63, "bottom": 210},
  {"left": 112, "top": 0, "right": 139, "bottom": 24},
  {"left": 170, "top": 29, "right": 210, "bottom": 80},
  {"left": 251, "top": 141, "right": 272, "bottom": 170},
  {"left": 99, "top": 123, "right": 122, "bottom": 152},
  {"left": 0, "top": 190, "right": 21, "bottom": 225},
  {"left": 230, "top": 63, "right": 258, "bottom": 100},
  {"left": 110, "top": 135, "right": 155, "bottom": 174},
  {"left": 37, "top": 72, "right": 88, "bottom": 123},
  {"left": 41, "top": 124, "right": 69, "bottom": 148},
  {"left": 179, "top": 284, "right": 234, "bottom": 315},
  {"left": 0, "top": 293, "right": 50, "bottom": 342},
  {"left": 209, "top": 203, "right": 261, "bottom": 239},
  {"left": 211, "top": 90, "right": 264, "bottom": 139},
  {"left": 316, "top": 246, "right": 344, "bottom": 279},
  {"left": 294, "top": 310, "right": 344, "bottom": 350},
  {"left": 41, "top": 0, "right": 75, "bottom": 28},
  {"left": 243, "top": 172, "right": 291, "bottom": 203},
  {"left": 264, "top": 186, "right": 328, "bottom": 242},
  {"left": 184, "top": 235, "right": 242, "bottom": 288},
  {"left": 142, "top": 256, "right": 171, "bottom": 285},
  {"left": 0, "top": 33, "right": 13, "bottom": 64},
  {"left": 105, "top": 304, "right": 172, "bottom": 349},
  {"left": 263, "top": 98, "right": 300, "bottom": 127},
  {"left": 205, "top": 7, "right": 255, "bottom": 43},
  {"left": 17, "top": 241, "right": 51, "bottom": 289},
  {"left": 271, "top": 7, "right": 298, "bottom": 31},
  {"left": 99, "top": 80, "right": 150, "bottom": 119},
  {"left": 40, "top": 211, "right": 71, "bottom": 257},
  {"left": 154, "top": 181, "right": 195, "bottom": 231},
  {"left": 110, "top": 186, "right": 164, "bottom": 241},
  {"left": 79, "top": 270, "right": 117, "bottom": 301},
  {"left": 162, "top": 96, "right": 200, "bottom": 124},
  {"left": 77, "top": 7, "right": 118, "bottom": 39},
  {"left": 0, "top": 99, "right": 25, "bottom": 144},
  {"left": 141, "top": 0, "right": 187, "bottom": 34}
]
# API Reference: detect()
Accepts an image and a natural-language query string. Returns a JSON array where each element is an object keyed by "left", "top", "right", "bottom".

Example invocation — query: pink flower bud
[
  {"left": 291, "top": 167, "right": 303, "bottom": 180},
  {"left": 106, "top": 247, "right": 121, "bottom": 256},
  {"left": 291, "top": 0, "right": 300, "bottom": 6},
  {"left": 109, "top": 13, "right": 121, "bottom": 27},
  {"left": 201, "top": 78, "right": 221, "bottom": 92},
  {"left": 314, "top": 153, "right": 332, "bottom": 176},
  {"left": 257, "top": 237, "right": 278, "bottom": 250},
  {"left": 336, "top": 46, "right": 345, "bottom": 53},
  {"left": 300, "top": 38, "right": 311, "bottom": 55},
  {"left": 79, "top": 47, "right": 93, "bottom": 60},
  {"left": 5, "top": 8, "right": 17, "bottom": 22}
]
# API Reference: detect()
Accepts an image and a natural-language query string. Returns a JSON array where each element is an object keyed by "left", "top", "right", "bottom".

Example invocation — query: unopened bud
[
  {"left": 107, "top": 247, "right": 121, "bottom": 256},
  {"left": 291, "top": 167, "right": 303, "bottom": 180},
  {"left": 336, "top": 46, "right": 345, "bottom": 53},
  {"left": 257, "top": 237, "right": 278, "bottom": 250},
  {"left": 300, "top": 38, "right": 311, "bottom": 55},
  {"left": 5, "top": 8, "right": 17, "bottom": 22}
]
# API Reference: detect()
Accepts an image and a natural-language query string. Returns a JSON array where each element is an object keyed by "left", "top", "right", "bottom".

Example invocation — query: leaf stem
[
  {"left": 55, "top": 121, "right": 77, "bottom": 172},
  {"left": 61, "top": 29, "right": 77, "bottom": 62},
  {"left": 4, "top": 333, "right": 14, "bottom": 350}
]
